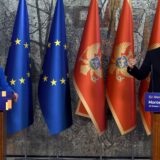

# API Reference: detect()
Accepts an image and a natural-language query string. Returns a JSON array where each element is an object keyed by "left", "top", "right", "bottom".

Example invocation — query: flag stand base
[
  {"left": 0, "top": 111, "right": 5, "bottom": 160},
  {"left": 152, "top": 113, "right": 160, "bottom": 160}
]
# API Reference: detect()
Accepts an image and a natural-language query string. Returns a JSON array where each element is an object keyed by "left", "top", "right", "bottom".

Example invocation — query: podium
[
  {"left": 0, "top": 111, "right": 5, "bottom": 160},
  {"left": 145, "top": 93, "right": 160, "bottom": 159},
  {"left": 152, "top": 114, "right": 160, "bottom": 160},
  {"left": 0, "top": 91, "right": 13, "bottom": 160}
]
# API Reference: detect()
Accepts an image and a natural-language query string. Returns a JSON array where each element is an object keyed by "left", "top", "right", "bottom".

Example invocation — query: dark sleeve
[
  {"left": 127, "top": 52, "right": 151, "bottom": 80},
  {"left": 0, "top": 67, "right": 14, "bottom": 93}
]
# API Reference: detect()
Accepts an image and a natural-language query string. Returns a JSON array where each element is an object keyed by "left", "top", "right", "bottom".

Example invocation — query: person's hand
[
  {"left": 128, "top": 58, "right": 137, "bottom": 68},
  {"left": 13, "top": 92, "right": 18, "bottom": 102}
]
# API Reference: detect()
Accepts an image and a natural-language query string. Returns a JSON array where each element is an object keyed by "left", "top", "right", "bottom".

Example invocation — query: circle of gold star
[
  {"left": 51, "top": 79, "right": 57, "bottom": 86},
  {"left": 67, "top": 73, "right": 69, "bottom": 78},
  {"left": 19, "top": 77, "right": 25, "bottom": 84},
  {"left": 27, "top": 72, "right": 30, "bottom": 78},
  {"left": 15, "top": 38, "right": 21, "bottom": 45},
  {"left": 60, "top": 78, "right": 66, "bottom": 84},
  {"left": 24, "top": 42, "right": 29, "bottom": 48},
  {"left": 54, "top": 40, "right": 61, "bottom": 46},
  {"left": 43, "top": 76, "right": 48, "bottom": 82},
  {"left": 48, "top": 43, "right": 51, "bottom": 48},
  {"left": 10, "top": 79, "right": 16, "bottom": 85},
  {"left": 64, "top": 44, "right": 67, "bottom": 50}
]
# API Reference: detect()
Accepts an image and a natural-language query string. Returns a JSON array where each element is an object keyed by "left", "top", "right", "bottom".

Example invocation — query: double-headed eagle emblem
[
  {"left": 108, "top": 42, "right": 133, "bottom": 81},
  {"left": 79, "top": 43, "right": 102, "bottom": 83}
]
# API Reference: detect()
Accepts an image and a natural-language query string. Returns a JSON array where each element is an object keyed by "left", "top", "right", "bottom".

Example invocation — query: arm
[{"left": 127, "top": 52, "right": 151, "bottom": 80}]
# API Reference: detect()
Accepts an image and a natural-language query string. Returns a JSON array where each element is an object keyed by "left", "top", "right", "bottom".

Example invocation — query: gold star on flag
[
  {"left": 27, "top": 72, "right": 30, "bottom": 77},
  {"left": 24, "top": 42, "right": 29, "bottom": 48},
  {"left": 10, "top": 79, "right": 16, "bottom": 85},
  {"left": 51, "top": 79, "right": 57, "bottom": 86},
  {"left": 48, "top": 43, "right": 51, "bottom": 48},
  {"left": 64, "top": 44, "right": 67, "bottom": 50},
  {"left": 60, "top": 78, "right": 65, "bottom": 84},
  {"left": 19, "top": 77, "right": 25, "bottom": 84},
  {"left": 43, "top": 76, "right": 48, "bottom": 82},
  {"left": 15, "top": 38, "right": 21, "bottom": 45},
  {"left": 67, "top": 73, "right": 69, "bottom": 78},
  {"left": 54, "top": 40, "right": 61, "bottom": 46}
]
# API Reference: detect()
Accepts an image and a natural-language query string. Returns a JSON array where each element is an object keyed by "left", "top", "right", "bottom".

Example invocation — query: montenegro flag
[
  {"left": 73, "top": 0, "right": 106, "bottom": 134},
  {"left": 106, "top": 0, "right": 136, "bottom": 135},
  {"left": 139, "top": 0, "right": 160, "bottom": 135}
]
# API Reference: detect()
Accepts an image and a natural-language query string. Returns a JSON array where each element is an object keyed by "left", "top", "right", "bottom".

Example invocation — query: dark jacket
[{"left": 127, "top": 47, "right": 160, "bottom": 92}]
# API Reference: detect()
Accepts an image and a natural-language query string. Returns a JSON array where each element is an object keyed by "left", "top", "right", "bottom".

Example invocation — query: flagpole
[
  {"left": 152, "top": 113, "right": 160, "bottom": 160},
  {"left": 0, "top": 111, "right": 5, "bottom": 160}
]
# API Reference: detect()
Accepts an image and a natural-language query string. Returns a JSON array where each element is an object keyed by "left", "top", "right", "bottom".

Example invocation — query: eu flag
[
  {"left": 5, "top": 0, "right": 33, "bottom": 134},
  {"left": 38, "top": 0, "right": 72, "bottom": 134}
]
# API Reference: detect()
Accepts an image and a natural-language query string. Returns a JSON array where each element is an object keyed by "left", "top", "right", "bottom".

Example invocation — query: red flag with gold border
[
  {"left": 106, "top": 0, "right": 136, "bottom": 135},
  {"left": 73, "top": 0, "right": 106, "bottom": 134},
  {"left": 139, "top": 0, "right": 160, "bottom": 135}
]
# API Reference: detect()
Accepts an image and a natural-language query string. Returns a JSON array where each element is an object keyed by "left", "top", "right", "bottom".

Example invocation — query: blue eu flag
[
  {"left": 5, "top": 0, "right": 33, "bottom": 134},
  {"left": 38, "top": 0, "right": 72, "bottom": 134}
]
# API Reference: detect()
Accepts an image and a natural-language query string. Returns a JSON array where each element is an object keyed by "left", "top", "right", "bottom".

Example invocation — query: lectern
[
  {"left": 145, "top": 93, "right": 160, "bottom": 159},
  {"left": 0, "top": 91, "right": 13, "bottom": 160},
  {"left": 152, "top": 114, "right": 160, "bottom": 160},
  {"left": 0, "top": 111, "right": 5, "bottom": 160}
]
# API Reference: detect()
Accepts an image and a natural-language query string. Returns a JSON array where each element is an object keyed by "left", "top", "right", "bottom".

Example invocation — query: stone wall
[{"left": 0, "top": 0, "right": 157, "bottom": 159}]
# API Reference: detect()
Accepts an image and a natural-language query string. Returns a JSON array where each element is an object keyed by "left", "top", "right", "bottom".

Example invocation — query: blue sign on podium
[
  {"left": 145, "top": 92, "right": 160, "bottom": 112},
  {"left": 0, "top": 91, "right": 13, "bottom": 111}
]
